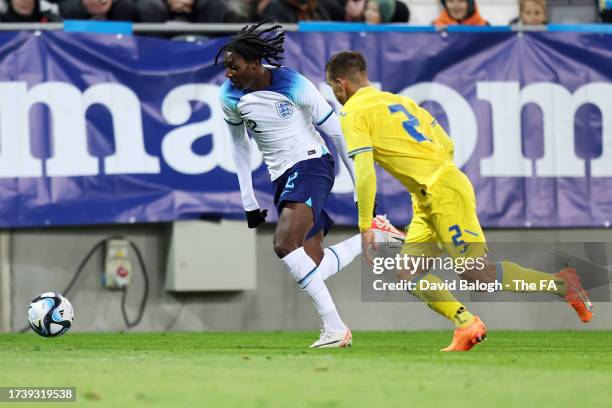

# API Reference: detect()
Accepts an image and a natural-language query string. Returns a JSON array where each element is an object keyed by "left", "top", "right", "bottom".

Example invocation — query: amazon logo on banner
[{"left": 0, "top": 80, "right": 610, "bottom": 184}]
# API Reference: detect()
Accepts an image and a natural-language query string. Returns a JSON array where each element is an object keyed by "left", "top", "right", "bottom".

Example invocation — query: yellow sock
[
  {"left": 411, "top": 274, "right": 475, "bottom": 328},
  {"left": 497, "top": 262, "right": 566, "bottom": 295}
]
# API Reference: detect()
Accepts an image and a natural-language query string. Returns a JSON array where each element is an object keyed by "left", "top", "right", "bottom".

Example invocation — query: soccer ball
[{"left": 27, "top": 292, "right": 74, "bottom": 337}]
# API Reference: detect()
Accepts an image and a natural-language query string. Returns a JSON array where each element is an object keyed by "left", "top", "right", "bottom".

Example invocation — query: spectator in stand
[
  {"left": 342, "top": 0, "right": 364, "bottom": 21},
  {"left": 600, "top": 0, "right": 612, "bottom": 22},
  {"left": 509, "top": 0, "right": 546, "bottom": 25},
  {"left": 1, "top": 0, "right": 62, "bottom": 21},
  {"left": 242, "top": 0, "right": 268, "bottom": 20},
  {"left": 363, "top": 0, "right": 409, "bottom": 22},
  {"left": 433, "top": 0, "right": 488, "bottom": 26},
  {"left": 136, "top": 0, "right": 246, "bottom": 23},
  {"left": 49, "top": 0, "right": 138, "bottom": 20},
  {"left": 319, "top": 0, "right": 345, "bottom": 20},
  {"left": 321, "top": 0, "right": 408, "bottom": 22},
  {"left": 261, "top": 0, "right": 332, "bottom": 22}
]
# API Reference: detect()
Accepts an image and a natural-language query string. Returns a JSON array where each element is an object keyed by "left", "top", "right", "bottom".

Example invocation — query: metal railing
[
  {"left": 0, "top": 21, "right": 609, "bottom": 34},
  {"left": 0, "top": 22, "right": 299, "bottom": 33}
]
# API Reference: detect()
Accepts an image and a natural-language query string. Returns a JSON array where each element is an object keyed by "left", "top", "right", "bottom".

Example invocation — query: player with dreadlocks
[{"left": 216, "top": 21, "right": 405, "bottom": 348}]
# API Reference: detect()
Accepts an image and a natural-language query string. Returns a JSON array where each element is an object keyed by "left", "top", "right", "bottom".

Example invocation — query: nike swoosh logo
[
  {"left": 339, "top": 112, "right": 347, "bottom": 117},
  {"left": 312, "top": 339, "right": 341, "bottom": 348},
  {"left": 240, "top": 111, "right": 251, "bottom": 116}
]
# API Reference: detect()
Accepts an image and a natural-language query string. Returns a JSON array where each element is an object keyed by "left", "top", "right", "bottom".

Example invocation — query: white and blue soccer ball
[{"left": 27, "top": 292, "right": 74, "bottom": 337}]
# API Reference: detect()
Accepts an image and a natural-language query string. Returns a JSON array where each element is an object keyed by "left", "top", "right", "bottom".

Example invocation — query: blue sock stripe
[
  {"left": 496, "top": 262, "right": 504, "bottom": 285},
  {"left": 298, "top": 266, "right": 318, "bottom": 288},
  {"left": 328, "top": 247, "right": 341, "bottom": 272}
]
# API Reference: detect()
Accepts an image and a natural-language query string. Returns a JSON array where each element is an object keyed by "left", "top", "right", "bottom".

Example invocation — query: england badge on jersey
[{"left": 275, "top": 101, "right": 293, "bottom": 119}]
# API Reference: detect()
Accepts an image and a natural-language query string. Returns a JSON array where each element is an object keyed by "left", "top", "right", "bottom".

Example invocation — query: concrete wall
[{"left": 5, "top": 222, "right": 612, "bottom": 333}]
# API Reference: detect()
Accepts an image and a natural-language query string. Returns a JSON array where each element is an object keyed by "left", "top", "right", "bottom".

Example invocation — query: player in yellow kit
[{"left": 325, "top": 51, "right": 594, "bottom": 351}]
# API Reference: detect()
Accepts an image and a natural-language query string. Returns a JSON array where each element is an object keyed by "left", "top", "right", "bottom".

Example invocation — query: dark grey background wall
[{"left": 5, "top": 222, "right": 612, "bottom": 333}]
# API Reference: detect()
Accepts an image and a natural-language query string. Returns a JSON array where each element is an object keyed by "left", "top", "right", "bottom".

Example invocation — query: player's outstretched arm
[
  {"left": 228, "top": 124, "right": 267, "bottom": 228},
  {"left": 353, "top": 151, "right": 377, "bottom": 232},
  {"left": 318, "top": 113, "right": 356, "bottom": 187},
  {"left": 354, "top": 150, "right": 378, "bottom": 263}
]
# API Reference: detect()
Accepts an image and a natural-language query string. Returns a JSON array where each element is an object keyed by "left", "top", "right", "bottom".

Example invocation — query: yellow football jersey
[{"left": 340, "top": 86, "right": 455, "bottom": 199}]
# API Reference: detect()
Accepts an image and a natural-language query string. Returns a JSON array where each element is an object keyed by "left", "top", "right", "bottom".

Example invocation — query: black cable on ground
[{"left": 18, "top": 236, "right": 149, "bottom": 333}]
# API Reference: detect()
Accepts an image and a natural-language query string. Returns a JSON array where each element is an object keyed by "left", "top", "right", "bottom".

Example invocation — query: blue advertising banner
[{"left": 0, "top": 30, "right": 610, "bottom": 228}]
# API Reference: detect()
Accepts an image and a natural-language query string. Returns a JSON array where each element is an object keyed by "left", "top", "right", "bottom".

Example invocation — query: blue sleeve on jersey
[
  {"left": 220, "top": 80, "right": 245, "bottom": 125},
  {"left": 220, "top": 80, "right": 243, "bottom": 112}
]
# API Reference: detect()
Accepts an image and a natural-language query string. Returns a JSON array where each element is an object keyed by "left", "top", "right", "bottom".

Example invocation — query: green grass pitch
[{"left": 1, "top": 331, "right": 611, "bottom": 407}]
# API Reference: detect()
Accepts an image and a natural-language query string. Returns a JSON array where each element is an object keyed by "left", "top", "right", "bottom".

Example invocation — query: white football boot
[{"left": 310, "top": 326, "right": 353, "bottom": 349}]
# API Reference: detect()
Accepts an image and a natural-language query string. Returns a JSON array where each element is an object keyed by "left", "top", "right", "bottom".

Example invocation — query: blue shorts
[{"left": 273, "top": 154, "right": 335, "bottom": 240}]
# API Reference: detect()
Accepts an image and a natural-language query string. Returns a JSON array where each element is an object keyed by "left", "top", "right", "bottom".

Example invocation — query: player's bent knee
[{"left": 273, "top": 240, "right": 300, "bottom": 259}]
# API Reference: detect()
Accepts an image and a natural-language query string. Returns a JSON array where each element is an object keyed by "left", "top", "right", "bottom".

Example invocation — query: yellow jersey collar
[{"left": 345, "top": 86, "right": 377, "bottom": 109}]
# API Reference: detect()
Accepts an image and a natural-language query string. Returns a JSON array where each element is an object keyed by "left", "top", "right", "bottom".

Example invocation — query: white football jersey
[{"left": 220, "top": 67, "right": 334, "bottom": 181}]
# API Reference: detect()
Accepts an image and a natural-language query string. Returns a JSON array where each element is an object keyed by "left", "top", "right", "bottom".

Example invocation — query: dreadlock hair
[{"left": 214, "top": 19, "right": 286, "bottom": 67}]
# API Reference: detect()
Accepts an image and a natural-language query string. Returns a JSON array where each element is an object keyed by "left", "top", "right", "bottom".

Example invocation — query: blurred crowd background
[{"left": 0, "top": 0, "right": 610, "bottom": 26}]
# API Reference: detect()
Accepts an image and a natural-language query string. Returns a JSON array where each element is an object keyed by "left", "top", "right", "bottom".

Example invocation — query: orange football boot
[
  {"left": 441, "top": 316, "right": 487, "bottom": 352},
  {"left": 370, "top": 214, "right": 406, "bottom": 241},
  {"left": 555, "top": 267, "right": 593, "bottom": 323}
]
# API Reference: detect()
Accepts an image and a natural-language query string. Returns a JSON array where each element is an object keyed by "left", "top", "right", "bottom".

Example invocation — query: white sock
[
  {"left": 280, "top": 247, "right": 346, "bottom": 332},
  {"left": 306, "top": 272, "right": 345, "bottom": 332},
  {"left": 319, "top": 234, "right": 362, "bottom": 281}
]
